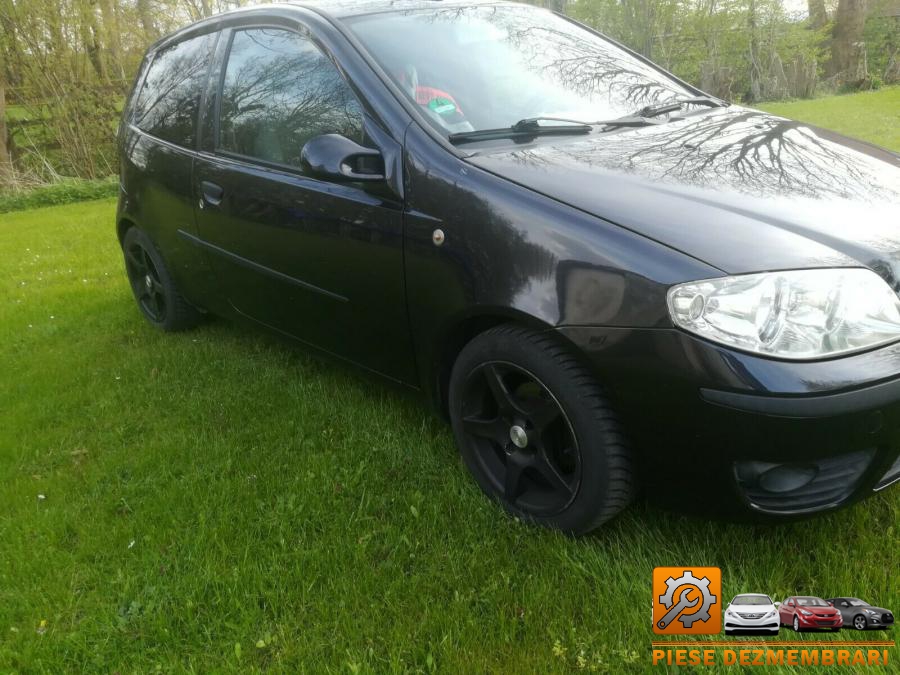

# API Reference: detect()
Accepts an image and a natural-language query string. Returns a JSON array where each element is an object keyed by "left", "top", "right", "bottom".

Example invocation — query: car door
[
  {"left": 192, "top": 22, "right": 415, "bottom": 383},
  {"left": 836, "top": 599, "right": 850, "bottom": 622}
]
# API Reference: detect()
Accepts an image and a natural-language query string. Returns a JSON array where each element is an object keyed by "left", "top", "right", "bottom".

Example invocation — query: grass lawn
[
  {"left": 2, "top": 127, "right": 899, "bottom": 670},
  {"left": 757, "top": 85, "right": 900, "bottom": 152}
]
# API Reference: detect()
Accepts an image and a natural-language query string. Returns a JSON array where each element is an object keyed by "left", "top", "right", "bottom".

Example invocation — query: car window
[
  {"left": 733, "top": 595, "right": 770, "bottom": 606},
  {"left": 218, "top": 27, "right": 364, "bottom": 169},
  {"left": 347, "top": 5, "right": 693, "bottom": 136},
  {"left": 796, "top": 597, "right": 828, "bottom": 607},
  {"left": 131, "top": 32, "right": 217, "bottom": 147}
]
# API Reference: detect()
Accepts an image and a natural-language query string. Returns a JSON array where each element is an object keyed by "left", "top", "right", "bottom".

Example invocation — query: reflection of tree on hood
[{"left": 508, "top": 108, "right": 900, "bottom": 202}]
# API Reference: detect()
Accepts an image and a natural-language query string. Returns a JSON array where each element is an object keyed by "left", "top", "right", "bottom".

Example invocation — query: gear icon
[{"left": 658, "top": 570, "right": 717, "bottom": 628}]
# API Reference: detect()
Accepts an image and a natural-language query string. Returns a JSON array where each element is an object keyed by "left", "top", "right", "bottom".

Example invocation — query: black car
[
  {"left": 827, "top": 598, "right": 895, "bottom": 631},
  {"left": 116, "top": 0, "right": 900, "bottom": 533}
]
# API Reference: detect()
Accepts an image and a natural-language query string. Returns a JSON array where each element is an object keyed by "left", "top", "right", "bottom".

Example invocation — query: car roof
[
  {"left": 288, "top": 0, "right": 521, "bottom": 19},
  {"left": 149, "top": 0, "right": 529, "bottom": 53}
]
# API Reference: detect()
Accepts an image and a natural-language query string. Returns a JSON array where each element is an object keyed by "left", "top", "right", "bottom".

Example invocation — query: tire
[
  {"left": 448, "top": 324, "right": 634, "bottom": 534},
  {"left": 853, "top": 615, "right": 867, "bottom": 631},
  {"left": 793, "top": 615, "right": 801, "bottom": 632},
  {"left": 122, "top": 227, "right": 200, "bottom": 331}
]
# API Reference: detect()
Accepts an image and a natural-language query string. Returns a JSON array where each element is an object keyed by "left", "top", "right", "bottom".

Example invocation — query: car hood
[
  {"left": 855, "top": 606, "right": 892, "bottom": 614},
  {"left": 466, "top": 106, "right": 900, "bottom": 285},
  {"left": 802, "top": 607, "right": 840, "bottom": 615}
]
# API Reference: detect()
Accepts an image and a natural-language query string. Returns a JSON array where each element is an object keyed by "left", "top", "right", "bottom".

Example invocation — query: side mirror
[
  {"left": 300, "top": 134, "right": 385, "bottom": 182},
  {"left": 827, "top": 601, "right": 834, "bottom": 606},
  {"left": 774, "top": 602, "right": 781, "bottom": 607}
]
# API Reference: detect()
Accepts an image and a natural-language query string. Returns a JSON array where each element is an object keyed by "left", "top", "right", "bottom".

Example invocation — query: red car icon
[{"left": 778, "top": 596, "right": 843, "bottom": 632}]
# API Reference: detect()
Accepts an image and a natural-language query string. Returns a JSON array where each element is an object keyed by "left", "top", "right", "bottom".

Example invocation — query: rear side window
[
  {"left": 131, "top": 32, "right": 216, "bottom": 147},
  {"left": 218, "top": 28, "right": 364, "bottom": 168}
]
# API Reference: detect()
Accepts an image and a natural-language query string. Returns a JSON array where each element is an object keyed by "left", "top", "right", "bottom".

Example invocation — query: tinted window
[
  {"left": 218, "top": 28, "right": 363, "bottom": 168},
  {"left": 132, "top": 33, "right": 216, "bottom": 147}
]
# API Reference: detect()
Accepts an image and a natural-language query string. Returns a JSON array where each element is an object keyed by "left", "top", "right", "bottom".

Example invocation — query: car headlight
[
  {"left": 865, "top": 609, "right": 878, "bottom": 615},
  {"left": 765, "top": 610, "right": 777, "bottom": 619},
  {"left": 667, "top": 269, "right": 900, "bottom": 359},
  {"left": 800, "top": 609, "right": 813, "bottom": 616}
]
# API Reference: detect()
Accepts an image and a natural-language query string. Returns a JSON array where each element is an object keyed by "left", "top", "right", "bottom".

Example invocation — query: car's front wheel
[
  {"left": 122, "top": 227, "right": 200, "bottom": 331},
  {"left": 853, "top": 615, "right": 868, "bottom": 630},
  {"left": 793, "top": 615, "right": 801, "bottom": 632},
  {"left": 448, "top": 324, "right": 634, "bottom": 534}
]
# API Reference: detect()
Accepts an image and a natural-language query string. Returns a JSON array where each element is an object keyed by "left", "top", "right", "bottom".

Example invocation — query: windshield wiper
[
  {"left": 448, "top": 117, "right": 592, "bottom": 145},
  {"left": 633, "top": 96, "right": 728, "bottom": 119},
  {"left": 448, "top": 99, "right": 729, "bottom": 144},
  {"left": 594, "top": 96, "right": 729, "bottom": 132}
]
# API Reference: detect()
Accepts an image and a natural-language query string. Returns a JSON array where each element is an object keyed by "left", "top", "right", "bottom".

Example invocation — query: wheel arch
[
  {"left": 117, "top": 216, "right": 138, "bottom": 247},
  {"left": 430, "top": 307, "right": 596, "bottom": 419}
]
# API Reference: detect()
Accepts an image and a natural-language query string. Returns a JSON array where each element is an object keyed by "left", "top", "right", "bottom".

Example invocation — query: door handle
[{"left": 200, "top": 181, "right": 224, "bottom": 206}]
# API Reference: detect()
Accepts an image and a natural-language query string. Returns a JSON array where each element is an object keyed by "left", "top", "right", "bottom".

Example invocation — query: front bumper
[
  {"left": 724, "top": 613, "right": 780, "bottom": 631},
  {"left": 559, "top": 327, "right": 900, "bottom": 518},
  {"left": 797, "top": 614, "right": 843, "bottom": 629},
  {"left": 860, "top": 612, "right": 894, "bottom": 628}
]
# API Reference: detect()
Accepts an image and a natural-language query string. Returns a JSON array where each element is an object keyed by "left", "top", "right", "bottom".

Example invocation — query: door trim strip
[{"left": 177, "top": 229, "right": 349, "bottom": 303}]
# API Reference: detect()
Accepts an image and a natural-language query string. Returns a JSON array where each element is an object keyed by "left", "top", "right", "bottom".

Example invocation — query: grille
[
  {"left": 815, "top": 618, "right": 837, "bottom": 626},
  {"left": 737, "top": 450, "right": 873, "bottom": 514},
  {"left": 883, "top": 612, "right": 894, "bottom": 624},
  {"left": 737, "top": 612, "right": 764, "bottom": 619},
  {"left": 874, "top": 454, "right": 900, "bottom": 491}
]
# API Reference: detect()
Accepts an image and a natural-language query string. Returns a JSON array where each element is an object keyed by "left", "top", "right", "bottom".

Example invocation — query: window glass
[
  {"left": 219, "top": 28, "right": 363, "bottom": 168},
  {"left": 347, "top": 6, "right": 693, "bottom": 136},
  {"left": 132, "top": 33, "right": 216, "bottom": 147}
]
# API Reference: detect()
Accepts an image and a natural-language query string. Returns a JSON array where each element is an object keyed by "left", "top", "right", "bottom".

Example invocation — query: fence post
[{"left": 0, "top": 74, "right": 13, "bottom": 183}]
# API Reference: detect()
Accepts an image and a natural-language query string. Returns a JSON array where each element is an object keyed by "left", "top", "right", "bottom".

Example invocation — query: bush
[{"left": 0, "top": 176, "right": 118, "bottom": 214}]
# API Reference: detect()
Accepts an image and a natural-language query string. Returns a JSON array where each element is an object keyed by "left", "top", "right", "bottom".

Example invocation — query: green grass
[
  {"left": 0, "top": 177, "right": 118, "bottom": 214},
  {"left": 2, "top": 201, "right": 898, "bottom": 673},
  {"left": 757, "top": 85, "right": 900, "bottom": 152}
]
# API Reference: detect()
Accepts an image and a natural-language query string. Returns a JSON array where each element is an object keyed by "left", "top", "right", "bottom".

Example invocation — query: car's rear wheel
[
  {"left": 793, "top": 615, "right": 801, "bottom": 632},
  {"left": 123, "top": 227, "right": 200, "bottom": 331},
  {"left": 448, "top": 324, "right": 634, "bottom": 534},
  {"left": 853, "top": 615, "right": 867, "bottom": 630}
]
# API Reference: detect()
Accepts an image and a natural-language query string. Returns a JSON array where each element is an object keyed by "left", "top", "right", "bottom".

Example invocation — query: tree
[
  {"left": 832, "top": 0, "right": 869, "bottom": 79},
  {"left": 808, "top": 0, "right": 828, "bottom": 29}
]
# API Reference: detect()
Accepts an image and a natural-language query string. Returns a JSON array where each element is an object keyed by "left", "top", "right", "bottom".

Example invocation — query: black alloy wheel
[
  {"left": 122, "top": 227, "right": 200, "bottom": 331},
  {"left": 460, "top": 360, "right": 580, "bottom": 517},
  {"left": 449, "top": 324, "right": 634, "bottom": 534},
  {"left": 125, "top": 239, "right": 167, "bottom": 323}
]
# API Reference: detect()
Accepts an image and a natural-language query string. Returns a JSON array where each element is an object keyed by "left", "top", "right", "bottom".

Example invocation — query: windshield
[
  {"left": 796, "top": 597, "right": 829, "bottom": 607},
  {"left": 732, "top": 595, "right": 772, "bottom": 606},
  {"left": 847, "top": 599, "right": 868, "bottom": 606},
  {"left": 346, "top": 5, "right": 693, "bottom": 136}
]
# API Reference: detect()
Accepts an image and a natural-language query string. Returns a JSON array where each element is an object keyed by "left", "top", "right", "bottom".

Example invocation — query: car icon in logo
[
  {"left": 826, "top": 598, "right": 895, "bottom": 631},
  {"left": 777, "top": 596, "right": 843, "bottom": 632},
  {"left": 724, "top": 594, "right": 780, "bottom": 635}
]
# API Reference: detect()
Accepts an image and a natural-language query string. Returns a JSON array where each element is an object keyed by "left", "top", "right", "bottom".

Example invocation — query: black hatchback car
[{"left": 117, "top": 0, "right": 900, "bottom": 533}]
